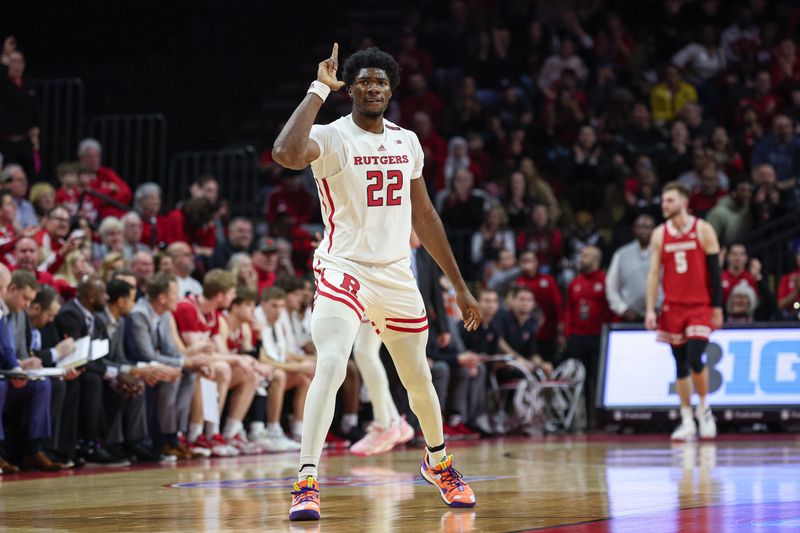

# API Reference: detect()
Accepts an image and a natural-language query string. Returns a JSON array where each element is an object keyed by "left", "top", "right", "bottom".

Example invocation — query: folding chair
[
  {"left": 487, "top": 356, "right": 586, "bottom": 435},
  {"left": 540, "top": 358, "right": 586, "bottom": 433},
  {"left": 487, "top": 356, "right": 547, "bottom": 435}
]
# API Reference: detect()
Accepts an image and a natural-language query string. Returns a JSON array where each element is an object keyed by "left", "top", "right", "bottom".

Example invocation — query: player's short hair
[
  {"left": 662, "top": 181, "right": 690, "bottom": 199},
  {"left": 232, "top": 286, "right": 258, "bottom": 306},
  {"left": 203, "top": 269, "right": 236, "bottom": 299},
  {"left": 342, "top": 47, "right": 400, "bottom": 91},
  {"left": 146, "top": 272, "right": 175, "bottom": 300},
  {"left": 261, "top": 287, "right": 286, "bottom": 302}
]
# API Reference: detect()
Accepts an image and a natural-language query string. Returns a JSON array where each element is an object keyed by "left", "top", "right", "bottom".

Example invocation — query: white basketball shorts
[{"left": 312, "top": 254, "right": 428, "bottom": 341}]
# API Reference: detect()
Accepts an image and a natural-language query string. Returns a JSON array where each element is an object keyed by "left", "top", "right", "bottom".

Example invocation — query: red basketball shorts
[{"left": 657, "top": 302, "right": 712, "bottom": 346}]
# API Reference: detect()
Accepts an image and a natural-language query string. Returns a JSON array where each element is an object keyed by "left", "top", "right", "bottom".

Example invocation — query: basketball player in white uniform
[{"left": 272, "top": 43, "right": 480, "bottom": 521}]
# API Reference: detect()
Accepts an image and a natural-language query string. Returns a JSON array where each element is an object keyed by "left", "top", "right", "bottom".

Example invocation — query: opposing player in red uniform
[{"left": 645, "top": 182, "right": 721, "bottom": 441}]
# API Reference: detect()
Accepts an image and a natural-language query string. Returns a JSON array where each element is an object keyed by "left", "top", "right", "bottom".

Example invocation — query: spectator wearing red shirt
[
  {"left": 722, "top": 243, "right": 760, "bottom": 305},
  {"left": 264, "top": 174, "right": 315, "bottom": 225},
  {"left": 10, "top": 237, "right": 57, "bottom": 289},
  {"left": 165, "top": 197, "right": 217, "bottom": 256},
  {"left": 0, "top": 190, "right": 18, "bottom": 266},
  {"left": 513, "top": 250, "right": 563, "bottom": 362},
  {"left": 412, "top": 111, "right": 446, "bottom": 192},
  {"left": 401, "top": 73, "right": 443, "bottom": 131},
  {"left": 54, "top": 162, "right": 80, "bottom": 216},
  {"left": 190, "top": 175, "right": 226, "bottom": 246},
  {"left": 395, "top": 28, "right": 433, "bottom": 87},
  {"left": 516, "top": 203, "right": 563, "bottom": 275},
  {"left": 689, "top": 162, "right": 726, "bottom": 218},
  {"left": 134, "top": 182, "right": 170, "bottom": 249},
  {"left": 253, "top": 237, "right": 279, "bottom": 294},
  {"left": 740, "top": 71, "right": 780, "bottom": 128},
  {"left": 268, "top": 212, "right": 313, "bottom": 274},
  {"left": 78, "top": 138, "right": 132, "bottom": 219},
  {"left": 770, "top": 38, "right": 800, "bottom": 96},
  {"left": 564, "top": 246, "right": 611, "bottom": 429},
  {"left": 777, "top": 248, "right": 800, "bottom": 321},
  {"left": 33, "top": 206, "right": 81, "bottom": 275}
]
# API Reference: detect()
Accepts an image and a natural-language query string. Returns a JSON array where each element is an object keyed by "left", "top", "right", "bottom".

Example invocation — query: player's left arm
[
  {"left": 698, "top": 219, "right": 724, "bottom": 329},
  {"left": 410, "top": 178, "right": 480, "bottom": 331}
]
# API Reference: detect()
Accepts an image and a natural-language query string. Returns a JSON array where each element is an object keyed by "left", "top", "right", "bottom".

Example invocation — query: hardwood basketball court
[{"left": 2, "top": 434, "right": 799, "bottom": 532}]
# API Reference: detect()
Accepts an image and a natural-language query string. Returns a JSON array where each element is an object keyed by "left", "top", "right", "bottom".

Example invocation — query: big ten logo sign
[{"left": 669, "top": 341, "right": 800, "bottom": 395}]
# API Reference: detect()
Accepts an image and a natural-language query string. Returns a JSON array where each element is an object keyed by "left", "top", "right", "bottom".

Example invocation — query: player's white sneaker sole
[
  {"left": 696, "top": 408, "right": 717, "bottom": 439},
  {"left": 671, "top": 420, "right": 698, "bottom": 441}
]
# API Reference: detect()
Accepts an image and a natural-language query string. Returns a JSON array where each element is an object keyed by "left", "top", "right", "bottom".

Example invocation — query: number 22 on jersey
[{"left": 366, "top": 170, "right": 403, "bottom": 207}]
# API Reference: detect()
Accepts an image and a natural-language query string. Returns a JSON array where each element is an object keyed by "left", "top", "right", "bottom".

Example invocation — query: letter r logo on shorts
[{"left": 340, "top": 274, "right": 361, "bottom": 296}]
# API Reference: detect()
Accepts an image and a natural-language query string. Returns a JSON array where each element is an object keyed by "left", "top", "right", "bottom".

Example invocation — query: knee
[
  {"left": 272, "top": 368, "right": 286, "bottom": 387},
  {"left": 235, "top": 365, "right": 259, "bottom": 388},
  {"left": 82, "top": 371, "right": 103, "bottom": 391},
  {"left": 215, "top": 361, "right": 232, "bottom": 383},
  {"left": 687, "top": 340, "right": 707, "bottom": 374},
  {"left": 32, "top": 377, "right": 52, "bottom": 399},
  {"left": 455, "top": 365, "right": 472, "bottom": 381},
  {"left": 314, "top": 356, "right": 348, "bottom": 387},
  {"left": 672, "top": 347, "right": 690, "bottom": 379},
  {"left": 430, "top": 360, "right": 450, "bottom": 381}
]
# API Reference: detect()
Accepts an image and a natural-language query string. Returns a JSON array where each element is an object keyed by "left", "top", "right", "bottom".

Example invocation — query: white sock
[
  {"left": 267, "top": 422, "right": 284, "bottom": 437},
  {"left": 206, "top": 421, "right": 219, "bottom": 438},
  {"left": 340, "top": 414, "right": 358, "bottom": 434},
  {"left": 223, "top": 418, "right": 243, "bottom": 440},
  {"left": 188, "top": 423, "right": 203, "bottom": 443},
  {"left": 249, "top": 421, "right": 265, "bottom": 435},
  {"left": 698, "top": 396, "right": 708, "bottom": 411},
  {"left": 449, "top": 415, "right": 462, "bottom": 427},
  {"left": 680, "top": 406, "right": 694, "bottom": 422},
  {"left": 427, "top": 446, "right": 447, "bottom": 466},
  {"left": 291, "top": 420, "right": 303, "bottom": 439},
  {"left": 298, "top": 464, "right": 318, "bottom": 481}
]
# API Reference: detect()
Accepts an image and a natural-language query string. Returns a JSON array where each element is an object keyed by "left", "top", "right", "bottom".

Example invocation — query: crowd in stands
[{"left": 2, "top": 0, "right": 800, "bottom": 470}]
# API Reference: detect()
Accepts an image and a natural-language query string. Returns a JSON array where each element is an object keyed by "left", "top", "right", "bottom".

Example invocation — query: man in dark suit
[
  {"left": 97, "top": 279, "right": 180, "bottom": 462},
  {"left": 0, "top": 268, "right": 62, "bottom": 473},
  {"left": 22, "top": 285, "right": 83, "bottom": 467},
  {"left": 53, "top": 275, "right": 134, "bottom": 466}
]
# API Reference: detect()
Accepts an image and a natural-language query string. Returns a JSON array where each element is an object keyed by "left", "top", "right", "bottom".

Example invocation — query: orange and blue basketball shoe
[
  {"left": 420, "top": 454, "right": 476, "bottom": 508},
  {"left": 289, "top": 476, "right": 320, "bottom": 521}
]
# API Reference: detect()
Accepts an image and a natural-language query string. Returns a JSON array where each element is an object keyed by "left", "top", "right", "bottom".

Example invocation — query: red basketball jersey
[{"left": 661, "top": 216, "right": 710, "bottom": 306}]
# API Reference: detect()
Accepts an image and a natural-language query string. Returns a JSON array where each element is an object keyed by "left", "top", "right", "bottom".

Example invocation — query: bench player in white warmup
[{"left": 272, "top": 43, "right": 480, "bottom": 521}]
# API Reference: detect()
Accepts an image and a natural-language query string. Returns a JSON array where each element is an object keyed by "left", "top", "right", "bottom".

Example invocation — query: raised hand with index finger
[{"left": 317, "top": 43, "right": 345, "bottom": 91}]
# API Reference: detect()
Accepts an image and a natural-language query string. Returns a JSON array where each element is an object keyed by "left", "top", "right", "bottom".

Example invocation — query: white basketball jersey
[{"left": 309, "top": 114, "right": 424, "bottom": 264}]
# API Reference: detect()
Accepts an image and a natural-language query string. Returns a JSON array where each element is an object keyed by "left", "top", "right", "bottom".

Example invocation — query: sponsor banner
[{"left": 599, "top": 326, "right": 800, "bottom": 409}]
